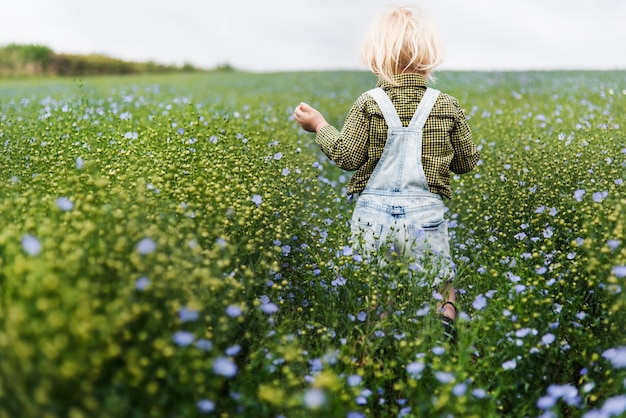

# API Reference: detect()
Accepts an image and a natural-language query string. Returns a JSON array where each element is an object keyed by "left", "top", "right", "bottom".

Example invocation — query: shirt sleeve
[
  {"left": 315, "top": 95, "right": 370, "bottom": 171},
  {"left": 449, "top": 102, "right": 480, "bottom": 174}
]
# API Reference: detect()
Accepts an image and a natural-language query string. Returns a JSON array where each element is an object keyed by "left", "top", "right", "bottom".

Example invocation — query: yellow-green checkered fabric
[{"left": 316, "top": 73, "right": 480, "bottom": 199}]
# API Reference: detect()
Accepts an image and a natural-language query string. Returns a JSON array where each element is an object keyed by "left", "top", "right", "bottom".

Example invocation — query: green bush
[
  {"left": 0, "top": 44, "right": 201, "bottom": 76},
  {"left": 0, "top": 44, "right": 53, "bottom": 75}
]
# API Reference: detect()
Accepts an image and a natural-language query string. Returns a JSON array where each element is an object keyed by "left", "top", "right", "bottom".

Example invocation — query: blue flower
[
  {"left": 573, "top": 189, "right": 586, "bottom": 202},
  {"left": 226, "top": 305, "right": 242, "bottom": 318},
  {"left": 197, "top": 399, "right": 215, "bottom": 413},
  {"left": 607, "top": 240, "right": 620, "bottom": 250},
  {"left": 331, "top": 275, "right": 346, "bottom": 286},
  {"left": 251, "top": 194, "right": 262, "bottom": 207},
  {"left": 543, "top": 226, "right": 554, "bottom": 238},
  {"left": 173, "top": 331, "right": 195, "bottom": 347},
  {"left": 406, "top": 361, "right": 425, "bottom": 378},
  {"left": 592, "top": 191, "right": 608, "bottom": 203},
  {"left": 303, "top": 388, "right": 326, "bottom": 409},
  {"left": 599, "top": 395, "right": 626, "bottom": 417},
  {"left": 537, "top": 395, "right": 556, "bottom": 410},
  {"left": 225, "top": 344, "right": 241, "bottom": 356},
  {"left": 135, "top": 277, "right": 150, "bottom": 291},
  {"left": 432, "top": 346, "right": 446, "bottom": 355},
  {"left": 213, "top": 356, "right": 238, "bottom": 377},
  {"left": 453, "top": 382, "right": 467, "bottom": 396},
  {"left": 515, "top": 328, "right": 533, "bottom": 338},
  {"left": 502, "top": 359, "right": 517, "bottom": 370},
  {"left": 472, "top": 388, "right": 487, "bottom": 399},
  {"left": 613, "top": 265, "right": 626, "bottom": 278},
  {"left": 416, "top": 304, "right": 430, "bottom": 316},
  {"left": 21, "top": 234, "right": 42, "bottom": 256},
  {"left": 196, "top": 339, "right": 213, "bottom": 351},
  {"left": 542, "top": 333, "right": 556, "bottom": 345},
  {"left": 347, "top": 374, "right": 362, "bottom": 386},
  {"left": 261, "top": 302, "right": 279, "bottom": 314},
  {"left": 137, "top": 238, "right": 157, "bottom": 255},
  {"left": 547, "top": 384, "right": 580, "bottom": 406},
  {"left": 178, "top": 307, "right": 199, "bottom": 322},
  {"left": 435, "top": 371, "right": 454, "bottom": 383},
  {"left": 602, "top": 346, "right": 626, "bottom": 368},
  {"left": 413, "top": 228, "right": 426, "bottom": 241},
  {"left": 472, "top": 294, "right": 487, "bottom": 310}
]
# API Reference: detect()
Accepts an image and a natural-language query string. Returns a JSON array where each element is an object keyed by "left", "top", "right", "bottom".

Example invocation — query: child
[{"left": 294, "top": 5, "right": 480, "bottom": 341}]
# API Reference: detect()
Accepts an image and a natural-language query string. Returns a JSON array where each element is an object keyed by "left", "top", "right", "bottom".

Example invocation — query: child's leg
[
  {"left": 440, "top": 281, "right": 456, "bottom": 320},
  {"left": 439, "top": 280, "right": 458, "bottom": 344}
]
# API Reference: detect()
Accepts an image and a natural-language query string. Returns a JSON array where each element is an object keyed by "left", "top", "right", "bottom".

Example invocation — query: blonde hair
[{"left": 361, "top": 5, "right": 443, "bottom": 84}]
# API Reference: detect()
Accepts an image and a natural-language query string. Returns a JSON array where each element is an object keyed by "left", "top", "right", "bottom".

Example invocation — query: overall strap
[
  {"left": 366, "top": 87, "right": 402, "bottom": 128},
  {"left": 408, "top": 88, "right": 440, "bottom": 129}
]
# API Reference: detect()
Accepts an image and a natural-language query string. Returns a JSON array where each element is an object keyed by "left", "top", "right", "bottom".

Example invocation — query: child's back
[{"left": 293, "top": 4, "right": 480, "bottom": 341}]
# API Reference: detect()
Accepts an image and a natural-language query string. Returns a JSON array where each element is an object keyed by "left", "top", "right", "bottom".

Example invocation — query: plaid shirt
[{"left": 316, "top": 73, "right": 479, "bottom": 199}]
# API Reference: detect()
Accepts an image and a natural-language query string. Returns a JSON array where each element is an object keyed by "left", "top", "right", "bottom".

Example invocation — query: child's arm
[
  {"left": 294, "top": 96, "right": 370, "bottom": 171},
  {"left": 294, "top": 103, "right": 329, "bottom": 133},
  {"left": 450, "top": 103, "right": 480, "bottom": 174}
]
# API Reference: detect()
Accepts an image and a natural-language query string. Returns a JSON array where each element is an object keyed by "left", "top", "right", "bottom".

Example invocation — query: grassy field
[{"left": 0, "top": 70, "right": 624, "bottom": 417}]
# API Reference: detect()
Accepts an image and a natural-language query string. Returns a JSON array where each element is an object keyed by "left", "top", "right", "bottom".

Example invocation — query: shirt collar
[{"left": 376, "top": 73, "right": 428, "bottom": 89}]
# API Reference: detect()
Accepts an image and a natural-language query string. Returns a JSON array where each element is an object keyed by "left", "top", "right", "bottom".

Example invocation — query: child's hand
[{"left": 294, "top": 103, "right": 329, "bottom": 133}]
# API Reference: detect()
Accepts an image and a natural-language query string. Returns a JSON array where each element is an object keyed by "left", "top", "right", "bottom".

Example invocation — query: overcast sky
[{"left": 2, "top": 0, "right": 625, "bottom": 72}]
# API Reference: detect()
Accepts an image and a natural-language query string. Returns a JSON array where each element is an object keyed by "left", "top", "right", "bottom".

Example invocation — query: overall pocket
[
  {"left": 350, "top": 220, "right": 383, "bottom": 255},
  {"left": 407, "top": 218, "right": 448, "bottom": 254},
  {"left": 405, "top": 219, "right": 454, "bottom": 285}
]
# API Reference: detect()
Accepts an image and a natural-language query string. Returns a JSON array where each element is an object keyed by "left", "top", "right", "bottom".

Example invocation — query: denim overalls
[{"left": 350, "top": 87, "right": 455, "bottom": 287}]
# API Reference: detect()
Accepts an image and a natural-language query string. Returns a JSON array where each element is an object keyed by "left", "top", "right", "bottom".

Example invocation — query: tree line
[{"left": 0, "top": 44, "right": 222, "bottom": 77}]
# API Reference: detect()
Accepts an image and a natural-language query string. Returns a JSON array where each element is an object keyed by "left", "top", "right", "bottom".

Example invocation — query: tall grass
[{"left": 0, "top": 70, "right": 624, "bottom": 417}]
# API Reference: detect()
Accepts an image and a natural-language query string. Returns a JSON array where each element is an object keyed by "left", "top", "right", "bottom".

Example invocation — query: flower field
[{"left": 0, "top": 70, "right": 624, "bottom": 418}]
